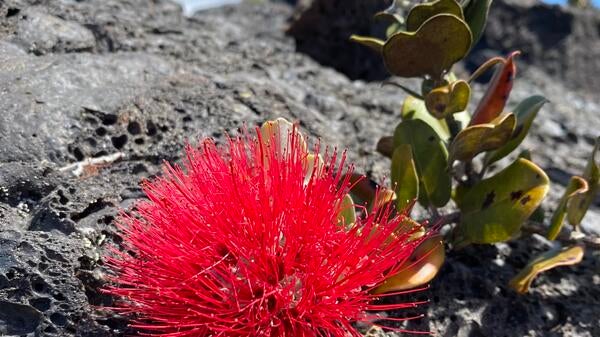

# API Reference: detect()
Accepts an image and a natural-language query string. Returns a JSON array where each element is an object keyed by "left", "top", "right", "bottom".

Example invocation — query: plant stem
[{"left": 468, "top": 57, "right": 505, "bottom": 84}]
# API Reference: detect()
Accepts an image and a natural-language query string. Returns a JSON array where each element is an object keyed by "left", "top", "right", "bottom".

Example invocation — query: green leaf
[
  {"left": 484, "top": 96, "right": 548, "bottom": 166},
  {"left": 445, "top": 71, "right": 472, "bottom": 127},
  {"left": 463, "top": 0, "right": 493, "bottom": 47},
  {"left": 567, "top": 137, "right": 600, "bottom": 229},
  {"left": 349, "top": 35, "right": 384, "bottom": 53},
  {"left": 337, "top": 193, "right": 356, "bottom": 229},
  {"left": 449, "top": 113, "right": 516, "bottom": 163},
  {"left": 401, "top": 96, "right": 451, "bottom": 141},
  {"left": 406, "top": 0, "right": 464, "bottom": 32},
  {"left": 509, "top": 245, "right": 584, "bottom": 294},
  {"left": 394, "top": 119, "right": 452, "bottom": 207},
  {"left": 456, "top": 158, "right": 550, "bottom": 244},
  {"left": 391, "top": 144, "right": 419, "bottom": 212},
  {"left": 425, "top": 80, "right": 471, "bottom": 118},
  {"left": 547, "top": 176, "right": 588, "bottom": 240},
  {"left": 383, "top": 14, "right": 472, "bottom": 78}
]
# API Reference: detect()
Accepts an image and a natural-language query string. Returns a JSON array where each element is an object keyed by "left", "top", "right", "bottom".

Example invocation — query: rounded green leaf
[
  {"left": 484, "top": 96, "right": 548, "bottom": 166},
  {"left": 445, "top": 73, "right": 472, "bottom": 127},
  {"left": 394, "top": 119, "right": 451, "bottom": 207},
  {"left": 509, "top": 245, "right": 584, "bottom": 294},
  {"left": 425, "top": 80, "right": 471, "bottom": 118},
  {"left": 406, "top": 0, "right": 464, "bottom": 32},
  {"left": 449, "top": 113, "right": 516, "bottom": 163},
  {"left": 567, "top": 137, "right": 600, "bottom": 228},
  {"left": 391, "top": 144, "right": 419, "bottom": 212},
  {"left": 456, "top": 158, "right": 550, "bottom": 245},
  {"left": 383, "top": 14, "right": 472, "bottom": 78},
  {"left": 401, "top": 95, "right": 451, "bottom": 141}
]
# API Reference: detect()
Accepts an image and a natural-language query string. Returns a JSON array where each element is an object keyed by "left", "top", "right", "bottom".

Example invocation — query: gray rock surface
[
  {"left": 12, "top": 7, "right": 96, "bottom": 54},
  {"left": 0, "top": 0, "right": 598, "bottom": 336}
]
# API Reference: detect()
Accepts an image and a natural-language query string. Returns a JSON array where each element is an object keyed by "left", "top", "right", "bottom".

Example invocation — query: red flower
[{"left": 104, "top": 126, "right": 428, "bottom": 337}]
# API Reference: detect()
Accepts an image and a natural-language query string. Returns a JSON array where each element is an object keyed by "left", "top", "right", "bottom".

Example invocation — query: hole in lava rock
[
  {"left": 29, "top": 297, "right": 51, "bottom": 311},
  {"left": 6, "top": 8, "right": 20, "bottom": 17},
  {"left": 100, "top": 114, "right": 118, "bottom": 126},
  {"left": 127, "top": 121, "right": 142, "bottom": 135},
  {"left": 72, "top": 147, "right": 84, "bottom": 161},
  {"left": 146, "top": 120, "right": 158, "bottom": 136},
  {"left": 31, "top": 276, "right": 49, "bottom": 293},
  {"left": 110, "top": 135, "right": 128, "bottom": 149},
  {"left": 50, "top": 312, "right": 67, "bottom": 326},
  {"left": 95, "top": 127, "right": 107, "bottom": 136}
]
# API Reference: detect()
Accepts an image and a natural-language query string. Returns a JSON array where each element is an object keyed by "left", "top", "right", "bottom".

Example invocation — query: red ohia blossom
[{"left": 104, "top": 126, "right": 428, "bottom": 337}]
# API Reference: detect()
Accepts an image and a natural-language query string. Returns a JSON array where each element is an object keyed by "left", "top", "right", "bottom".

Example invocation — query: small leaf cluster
[{"left": 351, "top": 0, "right": 600, "bottom": 293}]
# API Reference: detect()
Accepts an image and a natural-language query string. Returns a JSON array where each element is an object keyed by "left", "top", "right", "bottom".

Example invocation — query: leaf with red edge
[{"left": 470, "top": 51, "right": 520, "bottom": 126}]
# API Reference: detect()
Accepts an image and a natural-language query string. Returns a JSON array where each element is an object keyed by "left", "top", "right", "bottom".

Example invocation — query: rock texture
[{"left": 0, "top": 0, "right": 598, "bottom": 336}]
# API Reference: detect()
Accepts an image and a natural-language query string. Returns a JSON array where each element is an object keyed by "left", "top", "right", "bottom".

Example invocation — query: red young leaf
[{"left": 470, "top": 51, "right": 520, "bottom": 126}]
